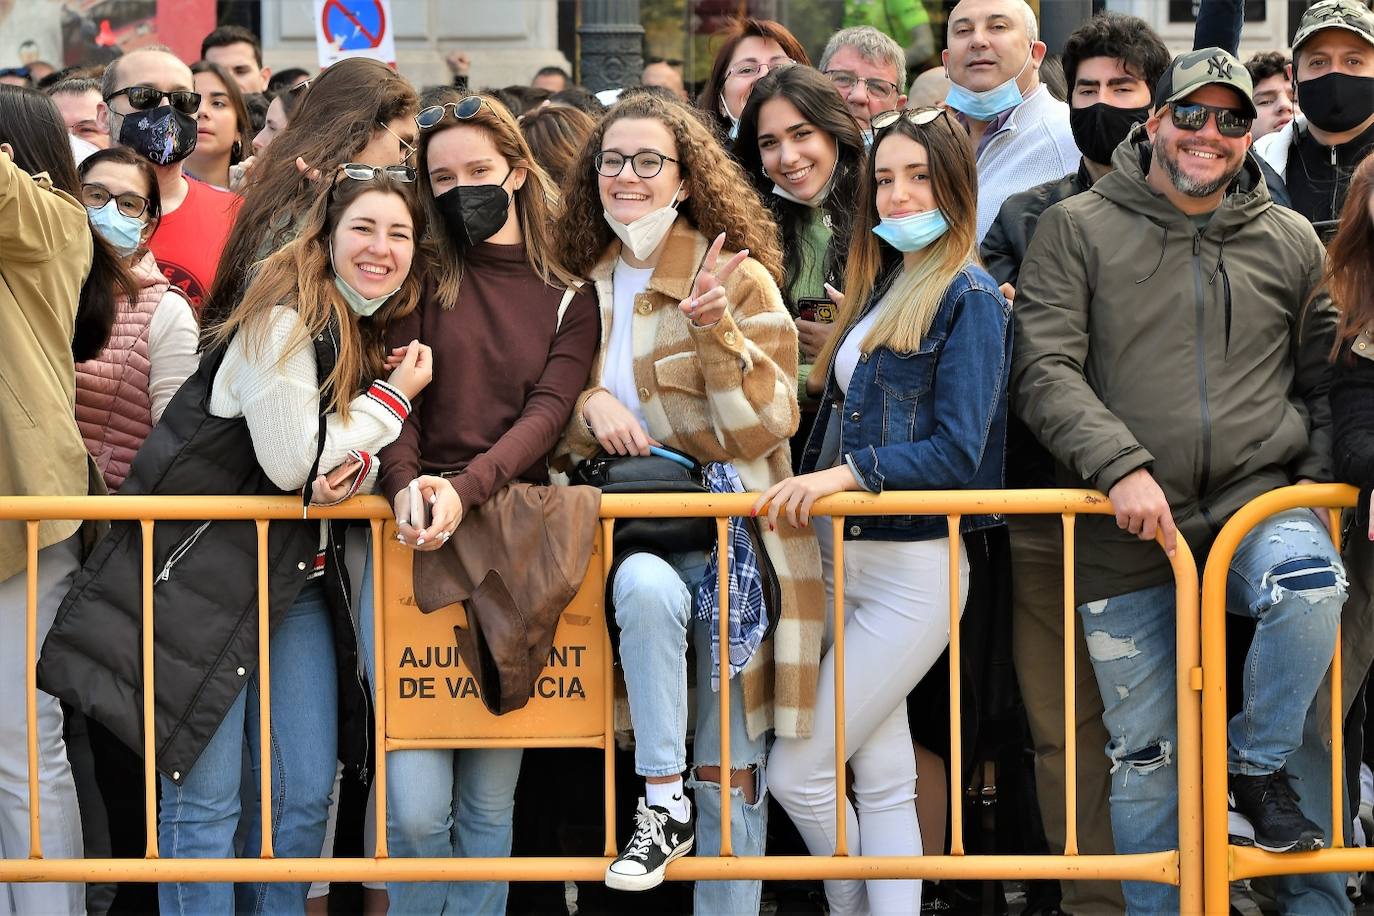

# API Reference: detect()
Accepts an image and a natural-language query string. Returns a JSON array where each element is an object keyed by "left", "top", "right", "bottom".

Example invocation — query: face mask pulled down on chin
[
  {"left": 946, "top": 45, "right": 1034, "bottom": 121},
  {"left": 117, "top": 105, "right": 197, "bottom": 166},
  {"left": 605, "top": 181, "right": 685, "bottom": 261}
]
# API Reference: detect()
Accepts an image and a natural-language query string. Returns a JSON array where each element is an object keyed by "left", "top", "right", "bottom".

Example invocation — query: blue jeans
[
  {"left": 159, "top": 581, "right": 339, "bottom": 916},
  {"left": 1080, "top": 509, "right": 1345, "bottom": 915},
  {"left": 613, "top": 551, "right": 769, "bottom": 915},
  {"left": 358, "top": 552, "right": 520, "bottom": 916}
]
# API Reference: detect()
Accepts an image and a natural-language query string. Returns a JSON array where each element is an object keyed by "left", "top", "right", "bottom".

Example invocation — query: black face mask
[
  {"left": 1297, "top": 72, "right": 1374, "bottom": 135},
  {"left": 116, "top": 105, "right": 197, "bottom": 166},
  {"left": 434, "top": 170, "right": 512, "bottom": 247},
  {"left": 1069, "top": 102, "right": 1152, "bottom": 167}
]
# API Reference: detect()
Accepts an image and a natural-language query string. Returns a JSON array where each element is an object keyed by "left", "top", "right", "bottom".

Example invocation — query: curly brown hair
[{"left": 553, "top": 92, "right": 782, "bottom": 282}]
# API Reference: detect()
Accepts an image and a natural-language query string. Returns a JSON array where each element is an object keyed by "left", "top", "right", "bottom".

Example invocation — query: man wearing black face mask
[
  {"left": 97, "top": 46, "right": 241, "bottom": 311},
  {"left": 1254, "top": 0, "right": 1374, "bottom": 236}
]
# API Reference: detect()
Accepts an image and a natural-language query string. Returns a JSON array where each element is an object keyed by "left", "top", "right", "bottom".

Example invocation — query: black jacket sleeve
[
  {"left": 1332, "top": 348, "right": 1374, "bottom": 523},
  {"left": 1193, "top": 0, "right": 1243, "bottom": 54}
]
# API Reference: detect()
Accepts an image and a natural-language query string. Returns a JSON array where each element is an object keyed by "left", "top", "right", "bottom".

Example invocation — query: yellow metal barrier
[
  {"left": 0, "top": 490, "right": 1198, "bottom": 906},
  {"left": 1201, "top": 483, "right": 1361, "bottom": 913}
]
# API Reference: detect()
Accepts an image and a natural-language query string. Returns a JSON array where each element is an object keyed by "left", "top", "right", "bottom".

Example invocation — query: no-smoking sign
[{"left": 314, "top": 0, "right": 396, "bottom": 68}]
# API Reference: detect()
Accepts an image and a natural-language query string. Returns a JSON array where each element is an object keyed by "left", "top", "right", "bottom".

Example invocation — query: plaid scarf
[{"left": 694, "top": 462, "right": 769, "bottom": 690}]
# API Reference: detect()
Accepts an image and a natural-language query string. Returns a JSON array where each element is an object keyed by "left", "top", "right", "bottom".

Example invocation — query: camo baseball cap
[
  {"left": 1292, "top": 0, "right": 1374, "bottom": 53},
  {"left": 1153, "top": 47, "right": 1257, "bottom": 118}
]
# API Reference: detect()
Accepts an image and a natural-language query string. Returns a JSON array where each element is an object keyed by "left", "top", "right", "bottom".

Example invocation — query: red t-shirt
[{"left": 148, "top": 175, "right": 241, "bottom": 315}]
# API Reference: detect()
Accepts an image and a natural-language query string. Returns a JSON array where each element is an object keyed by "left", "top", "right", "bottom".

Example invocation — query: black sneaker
[
  {"left": 1229, "top": 768, "right": 1324, "bottom": 852},
  {"left": 604, "top": 797, "right": 694, "bottom": 892}
]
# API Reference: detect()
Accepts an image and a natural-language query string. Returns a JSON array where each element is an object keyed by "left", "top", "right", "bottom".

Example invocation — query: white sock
[{"left": 645, "top": 778, "right": 689, "bottom": 821}]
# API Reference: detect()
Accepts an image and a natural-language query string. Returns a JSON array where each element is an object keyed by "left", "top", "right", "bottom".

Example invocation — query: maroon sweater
[{"left": 378, "top": 241, "right": 599, "bottom": 510}]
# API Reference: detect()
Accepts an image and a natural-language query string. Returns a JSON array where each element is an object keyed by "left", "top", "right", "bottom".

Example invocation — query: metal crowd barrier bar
[
  {"left": 0, "top": 491, "right": 1198, "bottom": 907},
  {"left": 1201, "top": 483, "right": 1360, "bottom": 913}
]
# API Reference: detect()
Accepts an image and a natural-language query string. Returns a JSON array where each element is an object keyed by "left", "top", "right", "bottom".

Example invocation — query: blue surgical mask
[
  {"left": 873, "top": 208, "right": 949, "bottom": 252},
  {"left": 330, "top": 248, "right": 402, "bottom": 317},
  {"left": 861, "top": 129, "right": 875, "bottom": 150},
  {"left": 87, "top": 200, "right": 145, "bottom": 258},
  {"left": 945, "top": 46, "right": 1033, "bottom": 121}
]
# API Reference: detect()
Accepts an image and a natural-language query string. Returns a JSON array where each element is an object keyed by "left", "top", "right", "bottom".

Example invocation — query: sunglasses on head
[
  {"left": 1168, "top": 102, "right": 1252, "bottom": 138},
  {"left": 335, "top": 163, "right": 416, "bottom": 184},
  {"left": 415, "top": 95, "right": 488, "bottom": 131},
  {"left": 870, "top": 106, "right": 951, "bottom": 132},
  {"left": 106, "top": 85, "right": 202, "bottom": 116}
]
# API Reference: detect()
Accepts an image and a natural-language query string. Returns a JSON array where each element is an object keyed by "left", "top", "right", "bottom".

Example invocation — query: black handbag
[{"left": 569, "top": 445, "right": 716, "bottom": 555}]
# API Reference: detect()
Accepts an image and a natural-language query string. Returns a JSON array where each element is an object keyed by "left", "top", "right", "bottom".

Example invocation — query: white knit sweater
[
  {"left": 974, "top": 84, "right": 1081, "bottom": 242},
  {"left": 209, "top": 306, "right": 411, "bottom": 497}
]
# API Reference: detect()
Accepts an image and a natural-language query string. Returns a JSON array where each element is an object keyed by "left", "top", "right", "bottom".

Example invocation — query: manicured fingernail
[
  {"left": 417, "top": 537, "right": 425, "bottom": 545},
  {"left": 750, "top": 508, "right": 757, "bottom": 517},
  {"left": 768, "top": 522, "right": 775, "bottom": 531},
  {"left": 429, "top": 494, "right": 437, "bottom": 504}
]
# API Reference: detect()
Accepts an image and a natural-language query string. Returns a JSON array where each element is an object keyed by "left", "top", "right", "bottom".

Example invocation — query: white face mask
[{"left": 604, "top": 181, "right": 684, "bottom": 261}]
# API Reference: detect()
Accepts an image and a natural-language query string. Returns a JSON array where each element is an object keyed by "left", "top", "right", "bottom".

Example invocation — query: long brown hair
[
  {"left": 201, "top": 57, "right": 418, "bottom": 329},
  {"left": 208, "top": 173, "right": 427, "bottom": 417},
  {"left": 520, "top": 103, "right": 596, "bottom": 186},
  {"left": 1328, "top": 155, "right": 1374, "bottom": 359},
  {"left": 697, "top": 18, "right": 811, "bottom": 136},
  {"left": 190, "top": 60, "right": 252, "bottom": 165},
  {"left": 816, "top": 110, "right": 979, "bottom": 373},
  {"left": 416, "top": 93, "right": 580, "bottom": 308},
  {"left": 554, "top": 92, "right": 783, "bottom": 282}
]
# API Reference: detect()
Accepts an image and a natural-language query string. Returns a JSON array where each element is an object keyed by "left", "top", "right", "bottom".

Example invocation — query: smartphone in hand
[{"left": 796, "top": 296, "right": 836, "bottom": 324}]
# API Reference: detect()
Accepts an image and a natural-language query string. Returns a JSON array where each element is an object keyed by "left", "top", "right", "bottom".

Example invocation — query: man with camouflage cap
[
  {"left": 1012, "top": 48, "right": 1344, "bottom": 914},
  {"left": 1255, "top": 0, "right": 1374, "bottom": 238}
]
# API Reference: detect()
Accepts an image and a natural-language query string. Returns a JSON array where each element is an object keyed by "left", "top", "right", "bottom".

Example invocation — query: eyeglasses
[
  {"left": 726, "top": 57, "right": 794, "bottom": 79},
  {"left": 335, "top": 163, "right": 416, "bottom": 183},
  {"left": 379, "top": 119, "right": 417, "bottom": 163},
  {"left": 106, "top": 85, "right": 202, "bottom": 116},
  {"left": 825, "top": 70, "right": 900, "bottom": 102},
  {"left": 870, "top": 106, "right": 951, "bottom": 132},
  {"left": 1168, "top": 102, "right": 1252, "bottom": 138},
  {"left": 594, "top": 150, "right": 679, "bottom": 179},
  {"left": 80, "top": 183, "right": 151, "bottom": 219},
  {"left": 415, "top": 95, "right": 488, "bottom": 130}
]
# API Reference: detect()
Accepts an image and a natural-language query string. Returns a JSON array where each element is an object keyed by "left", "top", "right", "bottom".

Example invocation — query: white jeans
[
  {"left": 0, "top": 535, "right": 84, "bottom": 915},
  {"left": 771, "top": 526, "right": 968, "bottom": 916}
]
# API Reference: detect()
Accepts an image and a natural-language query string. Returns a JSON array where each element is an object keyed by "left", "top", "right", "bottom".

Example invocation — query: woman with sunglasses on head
[
  {"left": 698, "top": 17, "right": 810, "bottom": 141},
  {"left": 185, "top": 60, "right": 253, "bottom": 192},
  {"left": 201, "top": 56, "right": 418, "bottom": 330},
  {"left": 552, "top": 91, "right": 824, "bottom": 911},
  {"left": 756, "top": 107, "right": 1012, "bottom": 915},
  {"left": 734, "top": 65, "right": 865, "bottom": 466},
  {"left": 356, "top": 91, "right": 599, "bottom": 916},
  {"left": 39, "top": 165, "right": 433, "bottom": 916}
]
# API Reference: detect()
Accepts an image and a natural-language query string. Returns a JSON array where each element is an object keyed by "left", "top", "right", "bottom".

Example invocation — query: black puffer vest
[{"left": 38, "top": 322, "right": 372, "bottom": 784}]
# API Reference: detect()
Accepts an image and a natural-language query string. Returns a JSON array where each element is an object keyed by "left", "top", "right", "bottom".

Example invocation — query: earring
[{"left": 232, "top": 140, "right": 242, "bottom": 160}]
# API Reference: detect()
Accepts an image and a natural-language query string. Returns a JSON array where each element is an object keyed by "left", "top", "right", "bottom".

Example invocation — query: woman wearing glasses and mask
[
  {"left": 734, "top": 65, "right": 865, "bottom": 466},
  {"left": 697, "top": 17, "right": 809, "bottom": 141},
  {"left": 756, "top": 108, "right": 1011, "bottom": 915},
  {"left": 39, "top": 165, "right": 434, "bottom": 915},
  {"left": 357, "top": 91, "right": 599, "bottom": 916},
  {"left": 553, "top": 92, "right": 823, "bottom": 911}
]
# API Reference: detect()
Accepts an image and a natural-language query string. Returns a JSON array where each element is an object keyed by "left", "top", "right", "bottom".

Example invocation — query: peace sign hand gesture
[{"left": 680, "top": 232, "right": 749, "bottom": 328}]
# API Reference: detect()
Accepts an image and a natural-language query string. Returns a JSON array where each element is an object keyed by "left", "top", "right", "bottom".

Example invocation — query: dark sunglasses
[
  {"left": 870, "top": 106, "right": 951, "bottom": 132},
  {"left": 1169, "top": 102, "right": 1252, "bottom": 138},
  {"left": 415, "top": 95, "right": 488, "bottom": 130},
  {"left": 106, "top": 85, "right": 202, "bottom": 115},
  {"left": 336, "top": 163, "right": 416, "bottom": 183}
]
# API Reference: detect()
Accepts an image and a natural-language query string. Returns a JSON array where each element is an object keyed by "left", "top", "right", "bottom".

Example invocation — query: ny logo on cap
[{"left": 1206, "top": 53, "right": 1234, "bottom": 78}]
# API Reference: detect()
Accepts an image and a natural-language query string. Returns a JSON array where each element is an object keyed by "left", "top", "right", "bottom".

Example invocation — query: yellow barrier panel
[
  {"left": 0, "top": 491, "right": 1198, "bottom": 906},
  {"left": 1201, "top": 483, "right": 1361, "bottom": 914}
]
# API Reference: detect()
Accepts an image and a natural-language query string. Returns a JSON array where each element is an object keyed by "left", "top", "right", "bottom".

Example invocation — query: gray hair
[
  {"left": 947, "top": 0, "right": 1039, "bottom": 44},
  {"left": 819, "top": 26, "right": 908, "bottom": 93}
]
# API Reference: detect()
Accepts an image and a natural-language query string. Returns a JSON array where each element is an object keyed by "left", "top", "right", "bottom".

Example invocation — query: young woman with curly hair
[{"left": 553, "top": 91, "right": 823, "bottom": 910}]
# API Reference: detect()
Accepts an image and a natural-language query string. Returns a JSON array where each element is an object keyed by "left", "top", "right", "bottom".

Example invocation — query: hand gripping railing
[
  {"left": 0, "top": 490, "right": 1198, "bottom": 906},
  {"left": 1201, "top": 483, "right": 1360, "bottom": 913}
]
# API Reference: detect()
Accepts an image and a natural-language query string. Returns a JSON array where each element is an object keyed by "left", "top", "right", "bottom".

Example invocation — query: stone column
[{"left": 578, "top": 0, "right": 644, "bottom": 93}]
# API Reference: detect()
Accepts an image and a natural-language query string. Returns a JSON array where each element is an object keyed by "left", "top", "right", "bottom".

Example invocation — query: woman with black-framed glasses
[{"left": 40, "top": 168, "right": 435, "bottom": 916}]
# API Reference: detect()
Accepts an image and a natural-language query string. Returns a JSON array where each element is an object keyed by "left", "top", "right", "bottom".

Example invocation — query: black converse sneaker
[
  {"left": 1229, "top": 767, "right": 1324, "bottom": 852},
  {"left": 605, "top": 797, "right": 694, "bottom": 892}
]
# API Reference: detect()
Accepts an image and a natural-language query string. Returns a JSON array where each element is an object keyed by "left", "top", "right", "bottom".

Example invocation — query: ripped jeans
[
  {"left": 613, "top": 551, "right": 768, "bottom": 915},
  {"left": 1081, "top": 508, "right": 1345, "bottom": 915}
]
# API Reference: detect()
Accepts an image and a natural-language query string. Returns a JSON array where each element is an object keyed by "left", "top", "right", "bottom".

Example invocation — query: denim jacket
[{"left": 799, "top": 265, "right": 1012, "bottom": 541}]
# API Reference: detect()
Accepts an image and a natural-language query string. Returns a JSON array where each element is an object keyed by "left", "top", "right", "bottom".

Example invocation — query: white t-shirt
[
  {"left": 602, "top": 259, "right": 656, "bottom": 432},
  {"left": 834, "top": 298, "right": 887, "bottom": 395}
]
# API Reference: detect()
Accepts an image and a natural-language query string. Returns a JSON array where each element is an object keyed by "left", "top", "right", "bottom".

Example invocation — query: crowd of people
[{"left": 1, "top": 0, "right": 1373, "bottom": 913}]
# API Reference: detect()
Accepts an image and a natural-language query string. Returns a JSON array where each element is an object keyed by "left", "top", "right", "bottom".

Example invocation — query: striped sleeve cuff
[{"left": 366, "top": 380, "right": 411, "bottom": 423}]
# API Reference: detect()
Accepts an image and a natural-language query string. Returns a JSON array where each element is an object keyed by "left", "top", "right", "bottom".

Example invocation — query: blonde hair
[
  {"left": 553, "top": 92, "right": 783, "bottom": 282},
  {"left": 416, "top": 93, "right": 580, "bottom": 308},
  {"left": 208, "top": 174, "right": 427, "bottom": 418},
  {"left": 816, "top": 113, "right": 979, "bottom": 371}
]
